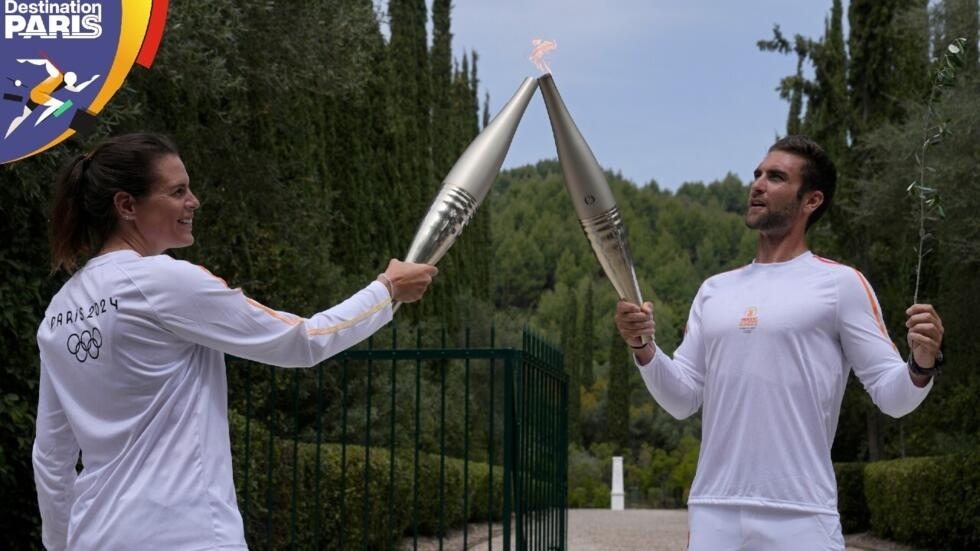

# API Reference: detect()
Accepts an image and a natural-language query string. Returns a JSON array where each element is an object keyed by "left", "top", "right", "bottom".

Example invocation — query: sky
[{"left": 448, "top": 1, "right": 842, "bottom": 191}]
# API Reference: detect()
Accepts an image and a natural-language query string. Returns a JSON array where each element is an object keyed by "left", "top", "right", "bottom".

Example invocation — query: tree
[
  {"left": 848, "top": 0, "right": 930, "bottom": 144},
  {"left": 804, "top": 0, "right": 849, "bottom": 165},
  {"left": 561, "top": 287, "right": 582, "bottom": 445},
  {"left": 580, "top": 280, "right": 596, "bottom": 389},
  {"left": 930, "top": 0, "right": 978, "bottom": 76},
  {"left": 386, "top": 0, "right": 433, "bottom": 320},
  {"left": 606, "top": 331, "right": 631, "bottom": 453},
  {"left": 760, "top": 0, "right": 947, "bottom": 463}
]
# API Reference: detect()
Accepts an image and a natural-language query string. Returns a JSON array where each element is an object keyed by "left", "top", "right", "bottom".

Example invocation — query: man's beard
[{"left": 744, "top": 197, "right": 802, "bottom": 232}]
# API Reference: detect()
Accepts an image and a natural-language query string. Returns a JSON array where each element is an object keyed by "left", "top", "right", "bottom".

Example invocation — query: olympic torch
[
  {"left": 538, "top": 73, "right": 651, "bottom": 344},
  {"left": 396, "top": 76, "right": 539, "bottom": 310}
]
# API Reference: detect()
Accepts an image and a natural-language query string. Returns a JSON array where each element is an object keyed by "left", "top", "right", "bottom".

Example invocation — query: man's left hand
[{"left": 906, "top": 303, "right": 944, "bottom": 370}]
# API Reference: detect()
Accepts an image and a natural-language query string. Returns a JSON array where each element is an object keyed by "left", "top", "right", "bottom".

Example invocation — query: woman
[{"left": 33, "top": 133, "right": 437, "bottom": 550}]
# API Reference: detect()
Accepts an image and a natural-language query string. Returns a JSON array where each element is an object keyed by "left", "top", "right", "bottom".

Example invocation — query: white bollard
[{"left": 611, "top": 456, "right": 625, "bottom": 510}]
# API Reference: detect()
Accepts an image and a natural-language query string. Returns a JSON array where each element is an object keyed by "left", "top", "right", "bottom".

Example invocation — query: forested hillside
[{"left": 486, "top": 162, "right": 753, "bottom": 505}]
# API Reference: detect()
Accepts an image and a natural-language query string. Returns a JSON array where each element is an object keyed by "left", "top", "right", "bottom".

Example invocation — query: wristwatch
[{"left": 908, "top": 349, "right": 944, "bottom": 377}]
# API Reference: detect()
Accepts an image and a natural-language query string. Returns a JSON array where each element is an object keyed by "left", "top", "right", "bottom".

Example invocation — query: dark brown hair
[
  {"left": 49, "top": 133, "right": 179, "bottom": 273},
  {"left": 769, "top": 135, "right": 837, "bottom": 231}
]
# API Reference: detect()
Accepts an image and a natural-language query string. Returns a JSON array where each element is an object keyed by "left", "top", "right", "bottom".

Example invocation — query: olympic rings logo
[{"left": 66, "top": 328, "right": 103, "bottom": 363}]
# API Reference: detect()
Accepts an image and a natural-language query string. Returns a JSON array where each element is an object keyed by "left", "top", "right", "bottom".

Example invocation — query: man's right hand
[
  {"left": 615, "top": 300, "right": 656, "bottom": 362},
  {"left": 380, "top": 259, "right": 438, "bottom": 303}
]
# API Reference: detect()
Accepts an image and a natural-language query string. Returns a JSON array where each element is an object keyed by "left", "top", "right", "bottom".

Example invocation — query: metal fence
[{"left": 230, "top": 325, "right": 568, "bottom": 550}]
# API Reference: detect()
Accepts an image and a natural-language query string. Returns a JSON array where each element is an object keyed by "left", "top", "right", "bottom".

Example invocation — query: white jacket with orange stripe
[
  {"left": 34, "top": 250, "right": 393, "bottom": 550},
  {"left": 637, "top": 251, "right": 931, "bottom": 515}
]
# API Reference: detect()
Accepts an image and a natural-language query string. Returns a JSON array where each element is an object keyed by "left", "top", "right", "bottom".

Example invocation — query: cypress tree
[
  {"left": 462, "top": 52, "right": 493, "bottom": 303},
  {"left": 386, "top": 0, "right": 432, "bottom": 249},
  {"left": 804, "top": 0, "right": 849, "bottom": 163},
  {"left": 561, "top": 289, "right": 582, "bottom": 445},
  {"left": 386, "top": 0, "right": 434, "bottom": 321},
  {"left": 581, "top": 280, "right": 596, "bottom": 389},
  {"left": 430, "top": 0, "right": 454, "bottom": 178},
  {"left": 843, "top": 0, "right": 930, "bottom": 462},
  {"left": 421, "top": 0, "right": 459, "bottom": 321},
  {"left": 606, "top": 330, "right": 632, "bottom": 454},
  {"left": 324, "top": 0, "right": 393, "bottom": 281},
  {"left": 804, "top": 0, "right": 850, "bottom": 259},
  {"left": 848, "top": 0, "right": 930, "bottom": 143}
]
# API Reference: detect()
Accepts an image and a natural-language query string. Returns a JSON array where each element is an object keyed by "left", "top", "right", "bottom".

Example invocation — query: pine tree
[{"left": 756, "top": 26, "right": 810, "bottom": 135}]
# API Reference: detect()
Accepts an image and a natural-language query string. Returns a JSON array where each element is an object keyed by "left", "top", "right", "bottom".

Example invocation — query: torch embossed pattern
[
  {"left": 538, "top": 73, "right": 650, "bottom": 343},
  {"left": 404, "top": 186, "right": 479, "bottom": 264},
  {"left": 404, "top": 76, "right": 538, "bottom": 266},
  {"left": 578, "top": 205, "right": 641, "bottom": 305},
  {"left": 396, "top": 77, "right": 539, "bottom": 310}
]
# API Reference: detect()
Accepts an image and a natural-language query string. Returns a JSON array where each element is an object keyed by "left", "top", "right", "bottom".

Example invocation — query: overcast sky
[{"left": 448, "top": 1, "right": 843, "bottom": 191}]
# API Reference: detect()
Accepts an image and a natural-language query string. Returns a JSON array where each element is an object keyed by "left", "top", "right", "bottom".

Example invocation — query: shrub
[
  {"left": 864, "top": 452, "right": 980, "bottom": 550},
  {"left": 229, "top": 410, "right": 505, "bottom": 549},
  {"left": 834, "top": 461, "right": 869, "bottom": 534}
]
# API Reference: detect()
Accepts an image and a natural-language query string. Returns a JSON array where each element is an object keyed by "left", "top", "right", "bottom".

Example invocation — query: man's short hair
[{"left": 769, "top": 135, "right": 837, "bottom": 231}]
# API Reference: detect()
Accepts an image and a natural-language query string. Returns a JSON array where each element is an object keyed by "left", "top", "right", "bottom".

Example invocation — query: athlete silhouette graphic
[{"left": 4, "top": 57, "right": 100, "bottom": 139}]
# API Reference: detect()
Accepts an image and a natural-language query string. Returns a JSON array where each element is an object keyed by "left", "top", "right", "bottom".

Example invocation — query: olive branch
[{"left": 909, "top": 37, "right": 966, "bottom": 303}]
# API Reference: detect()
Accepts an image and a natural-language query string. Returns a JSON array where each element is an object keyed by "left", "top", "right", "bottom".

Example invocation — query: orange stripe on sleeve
[
  {"left": 197, "top": 263, "right": 390, "bottom": 335},
  {"left": 307, "top": 298, "right": 391, "bottom": 336},
  {"left": 851, "top": 268, "right": 898, "bottom": 351},
  {"left": 245, "top": 295, "right": 391, "bottom": 335},
  {"left": 245, "top": 298, "right": 303, "bottom": 326}
]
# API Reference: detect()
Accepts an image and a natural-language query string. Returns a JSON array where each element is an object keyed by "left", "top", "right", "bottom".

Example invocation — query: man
[{"left": 615, "top": 135, "right": 944, "bottom": 550}]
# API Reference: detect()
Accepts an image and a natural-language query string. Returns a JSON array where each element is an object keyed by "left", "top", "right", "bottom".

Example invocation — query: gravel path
[
  {"left": 563, "top": 509, "right": 689, "bottom": 551},
  {"left": 405, "top": 508, "right": 921, "bottom": 550}
]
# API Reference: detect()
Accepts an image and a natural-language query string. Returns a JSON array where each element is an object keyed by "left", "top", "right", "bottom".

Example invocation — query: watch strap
[{"left": 908, "top": 352, "right": 942, "bottom": 377}]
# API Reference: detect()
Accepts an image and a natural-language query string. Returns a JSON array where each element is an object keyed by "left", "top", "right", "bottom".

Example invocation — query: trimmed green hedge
[
  {"left": 835, "top": 453, "right": 980, "bottom": 550},
  {"left": 228, "top": 411, "right": 504, "bottom": 549},
  {"left": 834, "top": 461, "right": 870, "bottom": 534},
  {"left": 864, "top": 453, "right": 980, "bottom": 550}
]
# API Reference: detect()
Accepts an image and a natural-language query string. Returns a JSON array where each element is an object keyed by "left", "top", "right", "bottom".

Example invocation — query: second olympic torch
[
  {"left": 396, "top": 77, "right": 539, "bottom": 310},
  {"left": 538, "top": 73, "right": 651, "bottom": 344}
]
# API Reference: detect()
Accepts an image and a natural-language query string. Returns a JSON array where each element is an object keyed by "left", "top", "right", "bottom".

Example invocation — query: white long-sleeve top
[
  {"left": 638, "top": 251, "right": 932, "bottom": 514},
  {"left": 34, "top": 250, "right": 393, "bottom": 550}
]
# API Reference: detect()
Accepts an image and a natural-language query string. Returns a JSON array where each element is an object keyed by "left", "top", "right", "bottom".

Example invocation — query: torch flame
[{"left": 529, "top": 38, "right": 557, "bottom": 74}]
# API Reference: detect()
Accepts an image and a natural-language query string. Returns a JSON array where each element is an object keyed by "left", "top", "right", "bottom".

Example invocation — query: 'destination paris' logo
[{"left": 0, "top": 0, "right": 169, "bottom": 164}]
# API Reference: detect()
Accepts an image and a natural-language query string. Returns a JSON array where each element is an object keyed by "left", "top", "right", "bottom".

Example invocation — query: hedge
[
  {"left": 834, "top": 461, "right": 870, "bottom": 534},
  {"left": 228, "top": 410, "right": 505, "bottom": 549},
  {"left": 864, "top": 453, "right": 980, "bottom": 550}
]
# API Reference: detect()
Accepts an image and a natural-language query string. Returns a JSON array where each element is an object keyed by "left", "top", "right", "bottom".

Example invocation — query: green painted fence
[{"left": 231, "top": 325, "right": 568, "bottom": 550}]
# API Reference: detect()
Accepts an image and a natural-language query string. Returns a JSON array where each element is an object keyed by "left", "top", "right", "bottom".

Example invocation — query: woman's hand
[{"left": 379, "top": 259, "right": 438, "bottom": 303}]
